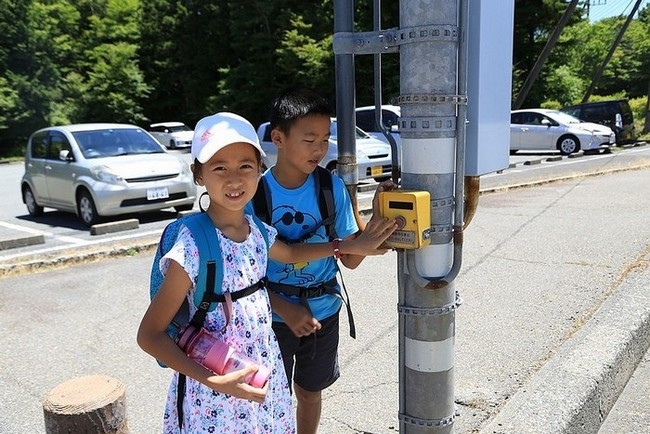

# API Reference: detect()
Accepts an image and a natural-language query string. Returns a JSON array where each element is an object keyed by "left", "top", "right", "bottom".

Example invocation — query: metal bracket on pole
[
  {"left": 398, "top": 94, "right": 468, "bottom": 105},
  {"left": 397, "top": 291, "right": 463, "bottom": 316},
  {"left": 399, "top": 116, "right": 457, "bottom": 138},
  {"left": 398, "top": 412, "right": 456, "bottom": 428},
  {"left": 333, "top": 24, "right": 458, "bottom": 56},
  {"left": 405, "top": 231, "right": 463, "bottom": 291}
]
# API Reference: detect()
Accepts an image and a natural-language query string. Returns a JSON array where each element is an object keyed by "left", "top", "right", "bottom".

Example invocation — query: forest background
[{"left": 1, "top": 0, "right": 649, "bottom": 157}]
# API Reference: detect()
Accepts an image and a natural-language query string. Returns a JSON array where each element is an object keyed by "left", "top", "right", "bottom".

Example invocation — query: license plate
[
  {"left": 147, "top": 187, "right": 169, "bottom": 200},
  {"left": 371, "top": 166, "right": 383, "bottom": 176}
]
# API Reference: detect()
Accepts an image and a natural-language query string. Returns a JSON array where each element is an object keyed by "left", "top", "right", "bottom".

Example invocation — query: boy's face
[
  {"left": 271, "top": 114, "right": 330, "bottom": 175},
  {"left": 194, "top": 142, "right": 261, "bottom": 213}
]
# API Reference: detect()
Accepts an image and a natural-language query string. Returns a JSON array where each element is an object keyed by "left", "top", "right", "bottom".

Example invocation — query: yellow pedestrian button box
[{"left": 378, "top": 190, "right": 431, "bottom": 249}]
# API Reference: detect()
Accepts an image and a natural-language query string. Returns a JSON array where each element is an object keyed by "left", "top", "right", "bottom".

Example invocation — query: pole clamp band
[
  {"left": 398, "top": 94, "right": 468, "bottom": 105},
  {"left": 399, "top": 411, "right": 456, "bottom": 428},
  {"left": 397, "top": 291, "right": 463, "bottom": 316}
]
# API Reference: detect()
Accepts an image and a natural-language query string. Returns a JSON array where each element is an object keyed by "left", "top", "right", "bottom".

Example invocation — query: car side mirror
[
  {"left": 59, "top": 150, "right": 73, "bottom": 161},
  {"left": 541, "top": 119, "right": 551, "bottom": 126},
  {"left": 390, "top": 124, "right": 399, "bottom": 132}
]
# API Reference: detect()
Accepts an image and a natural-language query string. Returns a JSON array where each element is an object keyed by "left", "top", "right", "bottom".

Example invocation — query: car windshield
[
  {"left": 73, "top": 128, "right": 165, "bottom": 159},
  {"left": 330, "top": 121, "right": 369, "bottom": 139},
  {"left": 548, "top": 111, "right": 582, "bottom": 125}
]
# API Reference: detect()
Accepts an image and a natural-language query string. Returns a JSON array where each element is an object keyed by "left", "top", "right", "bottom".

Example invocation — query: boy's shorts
[{"left": 272, "top": 310, "right": 340, "bottom": 393}]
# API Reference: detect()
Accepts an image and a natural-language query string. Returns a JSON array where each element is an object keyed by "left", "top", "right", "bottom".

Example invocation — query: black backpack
[
  {"left": 252, "top": 165, "right": 337, "bottom": 242},
  {"left": 251, "top": 166, "right": 356, "bottom": 339}
]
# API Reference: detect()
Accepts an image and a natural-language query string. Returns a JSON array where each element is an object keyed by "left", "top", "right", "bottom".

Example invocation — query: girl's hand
[
  {"left": 207, "top": 366, "right": 268, "bottom": 403},
  {"left": 342, "top": 217, "right": 397, "bottom": 256}
]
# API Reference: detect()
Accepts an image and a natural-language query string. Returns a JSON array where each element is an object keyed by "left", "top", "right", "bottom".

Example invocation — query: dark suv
[{"left": 561, "top": 100, "right": 636, "bottom": 145}]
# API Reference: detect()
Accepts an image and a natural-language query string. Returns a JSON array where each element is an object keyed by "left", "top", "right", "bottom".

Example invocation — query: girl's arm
[
  {"left": 340, "top": 180, "right": 400, "bottom": 269},
  {"left": 269, "top": 216, "right": 397, "bottom": 264},
  {"left": 137, "top": 261, "right": 267, "bottom": 402}
]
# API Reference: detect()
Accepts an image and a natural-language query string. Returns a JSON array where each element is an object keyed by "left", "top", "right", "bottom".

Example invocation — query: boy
[{"left": 248, "top": 86, "right": 392, "bottom": 433}]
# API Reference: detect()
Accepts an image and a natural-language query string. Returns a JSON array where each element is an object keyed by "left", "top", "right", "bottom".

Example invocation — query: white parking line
[
  {"left": 0, "top": 220, "right": 50, "bottom": 235},
  {"left": 0, "top": 223, "right": 163, "bottom": 262}
]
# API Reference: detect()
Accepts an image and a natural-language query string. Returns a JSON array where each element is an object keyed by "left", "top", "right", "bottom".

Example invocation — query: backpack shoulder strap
[
  {"left": 252, "top": 176, "right": 273, "bottom": 225},
  {"left": 250, "top": 213, "right": 271, "bottom": 250},
  {"left": 183, "top": 213, "right": 223, "bottom": 326},
  {"left": 314, "top": 166, "right": 337, "bottom": 240}
]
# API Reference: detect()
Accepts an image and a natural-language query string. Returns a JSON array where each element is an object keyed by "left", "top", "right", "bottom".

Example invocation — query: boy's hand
[
  {"left": 283, "top": 302, "right": 322, "bottom": 337},
  {"left": 371, "top": 180, "right": 398, "bottom": 218}
]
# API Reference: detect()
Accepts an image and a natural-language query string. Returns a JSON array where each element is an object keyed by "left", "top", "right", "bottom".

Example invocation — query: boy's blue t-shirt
[{"left": 246, "top": 169, "right": 358, "bottom": 321}]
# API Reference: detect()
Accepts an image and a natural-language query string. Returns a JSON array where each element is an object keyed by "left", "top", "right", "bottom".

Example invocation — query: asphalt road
[{"left": 1, "top": 144, "right": 649, "bottom": 433}]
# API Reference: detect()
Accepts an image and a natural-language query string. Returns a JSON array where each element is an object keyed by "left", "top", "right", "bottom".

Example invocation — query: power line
[{"left": 589, "top": 0, "right": 648, "bottom": 22}]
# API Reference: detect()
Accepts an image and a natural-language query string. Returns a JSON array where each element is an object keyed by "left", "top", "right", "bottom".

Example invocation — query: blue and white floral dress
[{"left": 159, "top": 214, "right": 295, "bottom": 433}]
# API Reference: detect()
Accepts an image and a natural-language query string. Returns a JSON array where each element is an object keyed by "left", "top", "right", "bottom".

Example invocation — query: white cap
[{"left": 191, "top": 112, "right": 265, "bottom": 163}]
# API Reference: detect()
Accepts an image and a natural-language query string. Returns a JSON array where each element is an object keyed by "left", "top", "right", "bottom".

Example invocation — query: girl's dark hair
[{"left": 269, "top": 86, "right": 333, "bottom": 134}]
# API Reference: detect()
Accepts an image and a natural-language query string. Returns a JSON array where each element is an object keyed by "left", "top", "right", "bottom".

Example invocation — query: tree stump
[{"left": 43, "top": 375, "right": 129, "bottom": 433}]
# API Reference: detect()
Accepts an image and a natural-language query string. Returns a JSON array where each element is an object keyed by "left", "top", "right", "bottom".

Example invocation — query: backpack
[
  {"left": 252, "top": 165, "right": 337, "bottom": 242},
  {"left": 251, "top": 166, "right": 356, "bottom": 338},
  {"left": 149, "top": 211, "right": 270, "bottom": 367}
]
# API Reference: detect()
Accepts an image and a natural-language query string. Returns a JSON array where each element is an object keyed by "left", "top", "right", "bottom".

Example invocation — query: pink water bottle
[{"left": 176, "top": 325, "right": 270, "bottom": 388}]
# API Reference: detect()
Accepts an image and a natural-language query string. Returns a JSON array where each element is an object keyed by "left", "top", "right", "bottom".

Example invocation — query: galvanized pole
[
  {"left": 333, "top": 0, "right": 359, "bottom": 201},
  {"left": 398, "top": 0, "right": 463, "bottom": 432}
]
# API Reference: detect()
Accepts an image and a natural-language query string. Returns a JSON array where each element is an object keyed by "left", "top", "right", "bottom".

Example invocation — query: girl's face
[
  {"left": 272, "top": 114, "right": 330, "bottom": 175},
  {"left": 195, "top": 142, "right": 261, "bottom": 213}
]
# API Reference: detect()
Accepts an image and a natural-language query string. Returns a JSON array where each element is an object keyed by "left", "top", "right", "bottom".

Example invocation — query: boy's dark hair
[{"left": 269, "top": 86, "right": 333, "bottom": 134}]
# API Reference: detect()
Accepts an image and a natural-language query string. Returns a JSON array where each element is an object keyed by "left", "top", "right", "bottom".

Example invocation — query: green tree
[
  {"left": 74, "top": 0, "right": 150, "bottom": 123},
  {"left": 512, "top": 0, "right": 587, "bottom": 107}
]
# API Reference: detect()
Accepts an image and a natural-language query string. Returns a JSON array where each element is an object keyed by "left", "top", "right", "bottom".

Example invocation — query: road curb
[
  {"left": 0, "top": 234, "right": 45, "bottom": 250},
  {"left": 479, "top": 251, "right": 650, "bottom": 434},
  {"left": 0, "top": 239, "right": 159, "bottom": 278}
]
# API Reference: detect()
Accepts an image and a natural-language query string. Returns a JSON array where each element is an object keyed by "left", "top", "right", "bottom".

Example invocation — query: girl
[{"left": 137, "top": 112, "right": 396, "bottom": 433}]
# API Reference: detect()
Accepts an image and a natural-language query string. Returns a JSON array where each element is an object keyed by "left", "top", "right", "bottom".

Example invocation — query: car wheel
[
  {"left": 174, "top": 204, "right": 194, "bottom": 213},
  {"left": 23, "top": 186, "right": 44, "bottom": 216},
  {"left": 169, "top": 140, "right": 176, "bottom": 150},
  {"left": 77, "top": 189, "right": 99, "bottom": 226},
  {"left": 326, "top": 162, "right": 338, "bottom": 176},
  {"left": 557, "top": 135, "right": 580, "bottom": 155}
]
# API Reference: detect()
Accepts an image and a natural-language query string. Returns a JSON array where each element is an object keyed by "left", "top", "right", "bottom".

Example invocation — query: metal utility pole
[
  {"left": 334, "top": 1, "right": 512, "bottom": 432},
  {"left": 396, "top": 1, "right": 463, "bottom": 431},
  {"left": 333, "top": 0, "right": 359, "bottom": 204},
  {"left": 513, "top": 0, "right": 580, "bottom": 109},
  {"left": 582, "top": 0, "right": 644, "bottom": 102}
]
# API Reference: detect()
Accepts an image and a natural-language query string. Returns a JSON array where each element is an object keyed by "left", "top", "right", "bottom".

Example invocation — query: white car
[
  {"left": 149, "top": 122, "right": 193, "bottom": 149},
  {"left": 21, "top": 123, "right": 197, "bottom": 226},
  {"left": 510, "top": 109, "right": 615, "bottom": 155},
  {"left": 257, "top": 119, "right": 393, "bottom": 182},
  {"left": 355, "top": 104, "right": 402, "bottom": 171}
]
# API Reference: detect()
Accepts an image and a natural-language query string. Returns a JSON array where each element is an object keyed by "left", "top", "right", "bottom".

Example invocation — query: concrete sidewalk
[{"left": 479, "top": 249, "right": 650, "bottom": 434}]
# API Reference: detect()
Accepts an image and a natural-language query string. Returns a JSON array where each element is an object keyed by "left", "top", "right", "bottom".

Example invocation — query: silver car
[
  {"left": 257, "top": 119, "right": 393, "bottom": 182},
  {"left": 510, "top": 109, "right": 616, "bottom": 155},
  {"left": 148, "top": 121, "right": 194, "bottom": 149},
  {"left": 355, "top": 104, "right": 402, "bottom": 172},
  {"left": 21, "top": 123, "right": 197, "bottom": 226}
]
